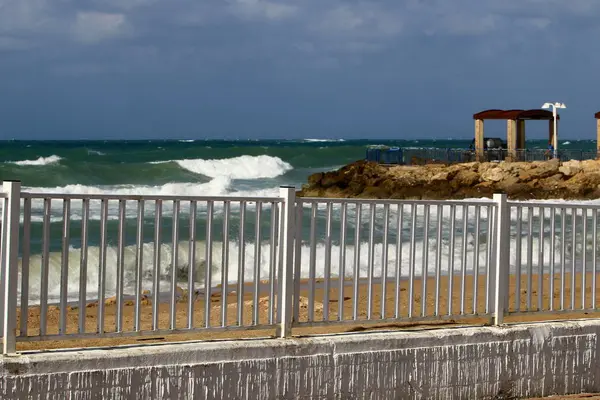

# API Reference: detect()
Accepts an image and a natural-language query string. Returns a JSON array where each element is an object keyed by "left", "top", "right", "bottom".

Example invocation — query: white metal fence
[{"left": 1, "top": 180, "right": 600, "bottom": 354}]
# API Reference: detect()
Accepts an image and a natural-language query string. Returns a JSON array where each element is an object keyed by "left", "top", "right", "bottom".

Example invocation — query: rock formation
[{"left": 298, "top": 159, "right": 600, "bottom": 200}]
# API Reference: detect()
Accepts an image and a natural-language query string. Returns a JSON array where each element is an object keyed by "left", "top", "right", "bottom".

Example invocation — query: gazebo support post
[
  {"left": 475, "top": 119, "right": 484, "bottom": 162},
  {"left": 517, "top": 120, "right": 526, "bottom": 153},
  {"left": 506, "top": 119, "right": 517, "bottom": 162}
]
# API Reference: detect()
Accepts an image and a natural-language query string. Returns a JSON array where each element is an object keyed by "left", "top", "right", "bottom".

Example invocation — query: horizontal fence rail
[{"left": 2, "top": 181, "right": 600, "bottom": 353}]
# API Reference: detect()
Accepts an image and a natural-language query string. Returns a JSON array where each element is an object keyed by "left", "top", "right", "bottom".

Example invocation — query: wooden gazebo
[{"left": 473, "top": 109, "right": 558, "bottom": 161}]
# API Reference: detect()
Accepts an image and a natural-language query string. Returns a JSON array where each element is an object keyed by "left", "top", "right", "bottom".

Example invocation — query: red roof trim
[{"left": 473, "top": 109, "right": 558, "bottom": 120}]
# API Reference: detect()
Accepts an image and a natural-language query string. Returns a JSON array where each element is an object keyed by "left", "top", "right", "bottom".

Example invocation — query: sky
[{"left": 0, "top": 0, "right": 599, "bottom": 140}]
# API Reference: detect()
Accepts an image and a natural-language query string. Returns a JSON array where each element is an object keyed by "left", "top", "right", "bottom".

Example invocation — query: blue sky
[{"left": 0, "top": 0, "right": 598, "bottom": 140}]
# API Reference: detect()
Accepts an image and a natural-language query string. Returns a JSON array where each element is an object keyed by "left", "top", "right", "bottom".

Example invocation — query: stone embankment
[{"left": 298, "top": 159, "right": 600, "bottom": 200}]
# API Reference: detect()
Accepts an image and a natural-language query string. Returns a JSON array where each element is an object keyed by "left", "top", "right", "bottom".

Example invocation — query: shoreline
[{"left": 16, "top": 271, "right": 600, "bottom": 351}]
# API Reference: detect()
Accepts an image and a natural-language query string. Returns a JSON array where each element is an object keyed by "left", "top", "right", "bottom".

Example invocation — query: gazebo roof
[{"left": 473, "top": 109, "right": 558, "bottom": 120}]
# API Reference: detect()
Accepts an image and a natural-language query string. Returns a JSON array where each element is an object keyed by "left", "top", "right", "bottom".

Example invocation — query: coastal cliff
[{"left": 298, "top": 159, "right": 600, "bottom": 200}]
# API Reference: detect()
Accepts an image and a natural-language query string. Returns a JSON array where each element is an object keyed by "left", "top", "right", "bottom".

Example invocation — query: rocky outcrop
[{"left": 298, "top": 159, "right": 600, "bottom": 200}]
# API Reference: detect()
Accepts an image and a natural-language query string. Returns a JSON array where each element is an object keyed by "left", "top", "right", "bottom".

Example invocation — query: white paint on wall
[{"left": 1, "top": 320, "right": 600, "bottom": 399}]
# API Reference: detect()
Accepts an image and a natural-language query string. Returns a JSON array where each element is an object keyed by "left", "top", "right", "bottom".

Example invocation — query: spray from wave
[
  {"left": 9, "top": 155, "right": 62, "bottom": 166},
  {"left": 162, "top": 154, "right": 293, "bottom": 179}
]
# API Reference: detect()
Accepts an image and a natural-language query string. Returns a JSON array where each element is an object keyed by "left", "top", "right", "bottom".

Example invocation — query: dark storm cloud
[{"left": 0, "top": 0, "right": 598, "bottom": 139}]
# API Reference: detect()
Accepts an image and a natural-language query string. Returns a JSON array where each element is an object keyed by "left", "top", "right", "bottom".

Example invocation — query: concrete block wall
[{"left": 2, "top": 320, "right": 600, "bottom": 399}]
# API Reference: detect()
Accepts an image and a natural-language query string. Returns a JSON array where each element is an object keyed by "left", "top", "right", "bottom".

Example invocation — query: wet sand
[{"left": 15, "top": 271, "right": 600, "bottom": 351}]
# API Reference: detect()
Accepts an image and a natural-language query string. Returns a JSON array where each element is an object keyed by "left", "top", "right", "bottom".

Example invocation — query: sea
[{"left": 3, "top": 138, "right": 596, "bottom": 305}]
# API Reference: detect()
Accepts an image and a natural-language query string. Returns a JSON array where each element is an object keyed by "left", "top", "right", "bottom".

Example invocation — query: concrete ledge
[{"left": 2, "top": 320, "right": 600, "bottom": 399}]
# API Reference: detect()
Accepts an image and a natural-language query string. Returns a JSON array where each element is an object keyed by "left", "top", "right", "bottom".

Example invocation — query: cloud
[
  {"left": 1, "top": 0, "right": 600, "bottom": 139},
  {"left": 91, "top": 0, "right": 159, "bottom": 11},
  {"left": 72, "top": 11, "right": 129, "bottom": 43},
  {"left": 313, "top": 4, "right": 402, "bottom": 37}
]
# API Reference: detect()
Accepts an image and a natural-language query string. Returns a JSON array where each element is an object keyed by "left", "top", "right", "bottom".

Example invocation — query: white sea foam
[
  {"left": 174, "top": 155, "right": 292, "bottom": 179},
  {"left": 304, "top": 138, "right": 345, "bottom": 143},
  {"left": 20, "top": 179, "right": 282, "bottom": 223},
  {"left": 152, "top": 155, "right": 292, "bottom": 180},
  {"left": 10, "top": 155, "right": 62, "bottom": 166},
  {"left": 19, "top": 228, "right": 574, "bottom": 306}
]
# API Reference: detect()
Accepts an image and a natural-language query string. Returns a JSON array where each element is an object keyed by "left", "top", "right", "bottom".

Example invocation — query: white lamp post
[{"left": 541, "top": 102, "right": 566, "bottom": 159}]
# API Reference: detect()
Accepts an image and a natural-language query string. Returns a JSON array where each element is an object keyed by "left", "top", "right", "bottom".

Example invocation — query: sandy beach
[{"left": 15, "top": 271, "right": 600, "bottom": 351}]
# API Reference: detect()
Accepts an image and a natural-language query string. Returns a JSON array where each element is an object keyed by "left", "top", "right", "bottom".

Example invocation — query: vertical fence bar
[
  {"left": 460, "top": 204, "right": 468, "bottom": 315},
  {"left": 435, "top": 205, "right": 444, "bottom": 316},
  {"left": 116, "top": 200, "right": 126, "bottom": 333},
  {"left": 367, "top": 203, "right": 376, "bottom": 319},
  {"left": 237, "top": 201, "right": 246, "bottom": 326},
  {"left": 571, "top": 207, "right": 577, "bottom": 310},
  {"left": 20, "top": 197, "right": 31, "bottom": 337},
  {"left": 2, "top": 182, "right": 20, "bottom": 354},
  {"left": 308, "top": 202, "right": 317, "bottom": 322},
  {"left": 472, "top": 205, "right": 481, "bottom": 314},
  {"left": 59, "top": 199, "right": 71, "bottom": 335},
  {"left": 268, "top": 203, "right": 279, "bottom": 325},
  {"left": 549, "top": 207, "right": 556, "bottom": 311},
  {"left": 205, "top": 201, "right": 214, "bottom": 328},
  {"left": 594, "top": 209, "right": 598, "bottom": 309},
  {"left": 278, "top": 187, "right": 295, "bottom": 338},
  {"left": 188, "top": 200, "right": 197, "bottom": 329},
  {"left": 222, "top": 201, "right": 231, "bottom": 327},
  {"left": 323, "top": 202, "right": 333, "bottom": 321},
  {"left": 40, "top": 198, "right": 51, "bottom": 336},
  {"left": 394, "top": 204, "right": 404, "bottom": 318},
  {"left": 97, "top": 199, "right": 108, "bottom": 334},
  {"left": 485, "top": 205, "right": 495, "bottom": 314},
  {"left": 78, "top": 199, "right": 89, "bottom": 333},
  {"left": 170, "top": 200, "right": 180, "bottom": 330},
  {"left": 353, "top": 203, "right": 362, "bottom": 320},
  {"left": 526, "top": 207, "right": 533, "bottom": 310},
  {"left": 293, "top": 202, "right": 303, "bottom": 323},
  {"left": 134, "top": 200, "right": 144, "bottom": 332},
  {"left": 338, "top": 203, "right": 347, "bottom": 320},
  {"left": 448, "top": 205, "right": 456, "bottom": 316},
  {"left": 538, "top": 207, "right": 544, "bottom": 311},
  {"left": 276, "top": 201, "right": 284, "bottom": 325},
  {"left": 421, "top": 205, "right": 430, "bottom": 317},
  {"left": 152, "top": 200, "right": 162, "bottom": 330},
  {"left": 582, "top": 208, "right": 588, "bottom": 310},
  {"left": 382, "top": 204, "right": 390, "bottom": 319},
  {"left": 408, "top": 204, "right": 417, "bottom": 318},
  {"left": 560, "top": 208, "right": 566, "bottom": 310},
  {"left": 0, "top": 197, "right": 6, "bottom": 336},
  {"left": 493, "top": 194, "right": 509, "bottom": 325},
  {"left": 515, "top": 206, "right": 522, "bottom": 311},
  {"left": 252, "top": 202, "right": 262, "bottom": 325}
]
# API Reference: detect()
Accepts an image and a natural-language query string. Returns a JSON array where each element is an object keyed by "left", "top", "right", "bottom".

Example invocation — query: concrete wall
[{"left": 2, "top": 319, "right": 600, "bottom": 399}]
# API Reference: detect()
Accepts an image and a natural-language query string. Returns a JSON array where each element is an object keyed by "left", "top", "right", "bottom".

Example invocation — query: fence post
[
  {"left": 493, "top": 193, "right": 509, "bottom": 326},
  {"left": 2, "top": 181, "right": 20, "bottom": 354},
  {"left": 277, "top": 186, "right": 296, "bottom": 338}
]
